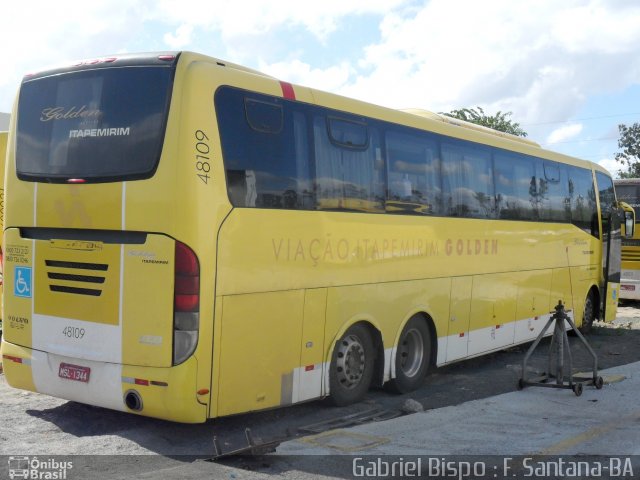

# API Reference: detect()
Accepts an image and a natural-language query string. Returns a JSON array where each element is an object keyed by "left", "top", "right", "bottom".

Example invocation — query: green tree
[
  {"left": 615, "top": 123, "right": 640, "bottom": 178},
  {"left": 441, "top": 106, "right": 528, "bottom": 137}
]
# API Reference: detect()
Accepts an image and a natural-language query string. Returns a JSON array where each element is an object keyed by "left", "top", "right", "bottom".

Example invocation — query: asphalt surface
[{"left": 0, "top": 305, "right": 639, "bottom": 479}]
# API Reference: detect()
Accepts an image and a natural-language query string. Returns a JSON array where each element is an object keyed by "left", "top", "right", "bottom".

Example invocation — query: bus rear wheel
[
  {"left": 386, "top": 316, "right": 431, "bottom": 394},
  {"left": 579, "top": 292, "right": 596, "bottom": 334},
  {"left": 328, "top": 324, "right": 375, "bottom": 406}
]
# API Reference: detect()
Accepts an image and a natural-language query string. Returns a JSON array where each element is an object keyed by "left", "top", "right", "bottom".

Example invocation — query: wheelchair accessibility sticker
[{"left": 14, "top": 266, "right": 32, "bottom": 298}]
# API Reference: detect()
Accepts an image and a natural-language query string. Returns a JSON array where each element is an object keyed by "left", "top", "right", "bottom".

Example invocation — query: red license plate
[
  {"left": 58, "top": 363, "right": 91, "bottom": 383},
  {"left": 621, "top": 285, "right": 635, "bottom": 291}
]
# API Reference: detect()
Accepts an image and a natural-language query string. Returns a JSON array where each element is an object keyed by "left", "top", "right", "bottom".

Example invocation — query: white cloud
[
  {"left": 546, "top": 123, "right": 584, "bottom": 145},
  {"left": 597, "top": 157, "right": 621, "bottom": 177},
  {"left": 260, "top": 60, "right": 354, "bottom": 93},
  {"left": 2, "top": 0, "right": 640, "bottom": 155},
  {"left": 152, "top": 0, "right": 407, "bottom": 40},
  {"left": 335, "top": 0, "right": 640, "bottom": 125},
  {"left": 164, "top": 24, "right": 194, "bottom": 49}
]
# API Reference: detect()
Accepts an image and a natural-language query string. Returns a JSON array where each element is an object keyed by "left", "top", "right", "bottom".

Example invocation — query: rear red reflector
[
  {"left": 175, "top": 294, "right": 199, "bottom": 312},
  {"left": 305, "top": 365, "right": 314, "bottom": 372},
  {"left": 174, "top": 241, "right": 200, "bottom": 312},
  {"left": 459, "top": 333, "right": 465, "bottom": 338},
  {"left": 175, "top": 276, "right": 198, "bottom": 295},
  {"left": 175, "top": 242, "right": 199, "bottom": 276},
  {"left": 67, "top": 178, "right": 86, "bottom": 184},
  {"left": 134, "top": 378, "right": 149, "bottom": 386},
  {"left": 197, "top": 388, "right": 209, "bottom": 395},
  {"left": 2, "top": 355, "right": 23, "bottom": 364}
]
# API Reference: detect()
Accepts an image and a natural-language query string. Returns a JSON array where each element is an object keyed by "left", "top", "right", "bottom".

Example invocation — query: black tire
[
  {"left": 579, "top": 292, "right": 596, "bottom": 335},
  {"left": 328, "top": 324, "right": 375, "bottom": 406},
  {"left": 594, "top": 376, "right": 604, "bottom": 389},
  {"left": 386, "top": 316, "right": 431, "bottom": 394},
  {"left": 573, "top": 382, "right": 583, "bottom": 397}
]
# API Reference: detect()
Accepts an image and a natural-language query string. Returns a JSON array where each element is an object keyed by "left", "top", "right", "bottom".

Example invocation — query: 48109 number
[
  {"left": 62, "top": 326, "right": 85, "bottom": 339},
  {"left": 195, "top": 130, "right": 211, "bottom": 184}
]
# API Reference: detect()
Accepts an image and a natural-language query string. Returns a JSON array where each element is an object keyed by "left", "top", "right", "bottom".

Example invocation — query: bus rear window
[{"left": 17, "top": 66, "right": 174, "bottom": 183}]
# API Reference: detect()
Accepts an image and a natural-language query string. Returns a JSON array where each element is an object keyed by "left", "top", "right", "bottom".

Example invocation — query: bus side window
[
  {"left": 537, "top": 160, "right": 571, "bottom": 222},
  {"left": 567, "top": 165, "right": 599, "bottom": 237},
  {"left": 494, "top": 151, "right": 536, "bottom": 221},
  {"left": 215, "top": 86, "right": 311, "bottom": 210},
  {"left": 314, "top": 116, "right": 383, "bottom": 213},
  {"left": 596, "top": 171, "right": 616, "bottom": 239},
  {"left": 441, "top": 141, "right": 494, "bottom": 218},
  {"left": 385, "top": 130, "right": 440, "bottom": 215}
]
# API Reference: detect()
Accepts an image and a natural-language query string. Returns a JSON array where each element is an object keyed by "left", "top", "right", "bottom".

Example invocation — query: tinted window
[
  {"left": 615, "top": 183, "right": 640, "bottom": 221},
  {"left": 386, "top": 130, "right": 440, "bottom": 215},
  {"left": 314, "top": 116, "right": 383, "bottom": 212},
  {"left": 215, "top": 85, "right": 596, "bottom": 229},
  {"left": 441, "top": 141, "right": 494, "bottom": 218},
  {"left": 538, "top": 161, "right": 571, "bottom": 222},
  {"left": 17, "top": 66, "right": 174, "bottom": 182},
  {"left": 596, "top": 172, "right": 616, "bottom": 218},
  {"left": 216, "top": 87, "right": 313, "bottom": 209},
  {"left": 245, "top": 98, "right": 283, "bottom": 134},
  {"left": 568, "top": 166, "right": 598, "bottom": 237},
  {"left": 494, "top": 152, "right": 537, "bottom": 220},
  {"left": 328, "top": 118, "right": 368, "bottom": 149}
]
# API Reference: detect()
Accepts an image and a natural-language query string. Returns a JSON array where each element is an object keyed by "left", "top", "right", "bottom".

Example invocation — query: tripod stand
[{"left": 519, "top": 300, "right": 603, "bottom": 396}]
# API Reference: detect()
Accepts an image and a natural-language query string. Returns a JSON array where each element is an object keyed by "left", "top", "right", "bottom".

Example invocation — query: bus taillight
[{"left": 173, "top": 241, "right": 199, "bottom": 365}]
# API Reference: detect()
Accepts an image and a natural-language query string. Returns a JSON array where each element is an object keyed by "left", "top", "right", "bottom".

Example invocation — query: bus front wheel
[
  {"left": 328, "top": 324, "right": 375, "bottom": 406},
  {"left": 386, "top": 316, "right": 431, "bottom": 394}
]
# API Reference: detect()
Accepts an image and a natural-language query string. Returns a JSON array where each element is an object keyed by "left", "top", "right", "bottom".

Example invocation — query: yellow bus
[
  {"left": 614, "top": 178, "right": 640, "bottom": 300},
  {"left": 0, "top": 52, "right": 629, "bottom": 423}
]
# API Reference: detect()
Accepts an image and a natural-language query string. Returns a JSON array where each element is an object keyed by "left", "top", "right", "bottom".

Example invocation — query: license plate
[
  {"left": 621, "top": 285, "right": 635, "bottom": 291},
  {"left": 58, "top": 363, "right": 91, "bottom": 383}
]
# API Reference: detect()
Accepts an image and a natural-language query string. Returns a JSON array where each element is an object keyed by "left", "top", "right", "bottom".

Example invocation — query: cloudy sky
[{"left": 2, "top": 0, "right": 640, "bottom": 175}]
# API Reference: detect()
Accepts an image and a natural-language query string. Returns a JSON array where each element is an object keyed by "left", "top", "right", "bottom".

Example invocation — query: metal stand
[{"left": 518, "top": 300, "right": 603, "bottom": 396}]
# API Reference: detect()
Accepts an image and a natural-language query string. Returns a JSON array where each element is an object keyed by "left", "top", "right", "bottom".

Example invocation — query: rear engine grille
[{"left": 45, "top": 260, "right": 108, "bottom": 296}]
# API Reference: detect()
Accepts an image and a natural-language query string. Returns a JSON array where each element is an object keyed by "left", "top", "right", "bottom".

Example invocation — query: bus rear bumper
[
  {"left": 1, "top": 339, "right": 208, "bottom": 423},
  {"left": 620, "top": 280, "right": 640, "bottom": 300}
]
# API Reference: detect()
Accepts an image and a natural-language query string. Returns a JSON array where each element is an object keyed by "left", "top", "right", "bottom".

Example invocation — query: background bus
[
  {"left": 614, "top": 178, "right": 640, "bottom": 300},
  {"left": 1, "top": 52, "right": 627, "bottom": 423}
]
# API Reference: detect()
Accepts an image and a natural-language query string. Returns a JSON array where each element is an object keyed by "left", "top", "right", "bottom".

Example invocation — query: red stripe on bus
[
  {"left": 280, "top": 81, "right": 296, "bottom": 100},
  {"left": 2, "top": 355, "right": 22, "bottom": 363}
]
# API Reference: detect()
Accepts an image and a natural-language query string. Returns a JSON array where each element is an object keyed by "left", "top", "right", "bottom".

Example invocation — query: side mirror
[{"left": 618, "top": 201, "right": 635, "bottom": 238}]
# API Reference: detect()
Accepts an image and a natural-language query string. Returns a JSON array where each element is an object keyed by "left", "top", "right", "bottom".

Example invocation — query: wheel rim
[
  {"left": 398, "top": 327, "right": 424, "bottom": 378},
  {"left": 335, "top": 334, "right": 366, "bottom": 390}
]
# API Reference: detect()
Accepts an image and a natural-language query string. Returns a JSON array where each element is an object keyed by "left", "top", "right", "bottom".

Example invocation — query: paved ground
[{"left": 0, "top": 304, "right": 639, "bottom": 479}]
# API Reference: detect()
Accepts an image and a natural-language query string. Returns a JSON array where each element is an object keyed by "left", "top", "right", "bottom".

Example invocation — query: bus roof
[
  {"left": 16, "top": 50, "right": 614, "bottom": 179},
  {"left": 401, "top": 108, "right": 541, "bottom": 148}
]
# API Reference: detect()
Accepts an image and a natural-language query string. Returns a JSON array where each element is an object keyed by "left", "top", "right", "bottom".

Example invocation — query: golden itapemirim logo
[{"left": 40, "top": 105, "right": 102, "bottom": 122}]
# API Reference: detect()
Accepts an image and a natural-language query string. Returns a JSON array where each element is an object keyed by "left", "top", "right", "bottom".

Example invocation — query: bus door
[
  {"left": 597, "top": 171, "right": 628, "bottom": 321},
  {"left": 601, "top": 208, "right": 623, "bottom": 321}
]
